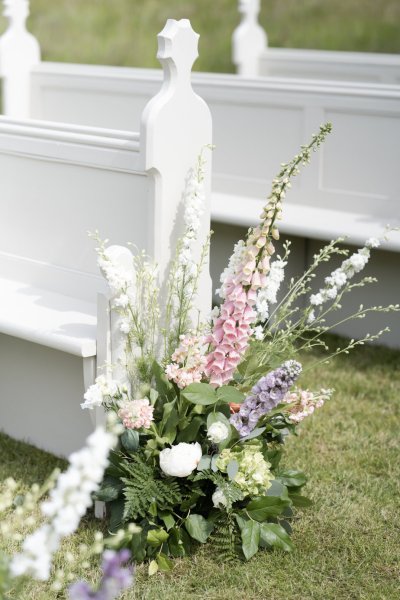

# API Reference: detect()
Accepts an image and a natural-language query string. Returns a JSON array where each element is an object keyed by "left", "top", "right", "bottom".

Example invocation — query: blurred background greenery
[{"left": 1, "top": 0, "right": 399, "bottom": 72}]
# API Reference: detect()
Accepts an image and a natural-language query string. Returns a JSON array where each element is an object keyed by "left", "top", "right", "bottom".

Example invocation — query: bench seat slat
[{"left": 0, "top": 278, "right": 97, "bottom": 357}]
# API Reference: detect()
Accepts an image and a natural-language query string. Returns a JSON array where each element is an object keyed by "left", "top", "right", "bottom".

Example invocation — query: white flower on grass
[
  {"left": 10, "top": 425, "right": 117, "bottom": 581},
  {"left": 207, "top": 422, "right": 229, "bottom": 444},
  {"left": 159, "top": 442, "right": 202, "bottom": 477},
  {"left": 212, "top": 488, "right": 228, "bottom": 508}
]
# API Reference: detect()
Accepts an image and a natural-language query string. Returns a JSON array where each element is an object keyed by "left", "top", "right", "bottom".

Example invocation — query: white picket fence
[
  {"left": 233, "top": 0, "right": 400, "bottom": 84},
  {"left": 0, "top": 15, "right": 212, "bottom": 456}
]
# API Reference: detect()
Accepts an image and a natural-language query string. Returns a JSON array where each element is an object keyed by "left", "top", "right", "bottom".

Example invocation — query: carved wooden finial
[
  {"left": 238, "top": 0, "right": 261, "bottom": 19},
  {"left": 156, "top": 19, "right": 199, "bottom": 86},
  {"left": 233, "top": 0, "right": 267, "bottom": 76},
  {"left": 3, "top": 0, "right": 29, "bottom": 25},
  {"left": 0, "top": 0, "right": 40, "bottom": 117}
]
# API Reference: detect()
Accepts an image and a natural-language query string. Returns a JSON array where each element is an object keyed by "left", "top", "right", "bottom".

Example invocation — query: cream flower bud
[
  {"left": 159, "top": 442, "right": 202, "bottom": 477},
  {"left": 212, "top": 488, "right": 228, "bottom": 508},
  {"left": 207, "top": 422, "right": 229, "bottom": 444}
]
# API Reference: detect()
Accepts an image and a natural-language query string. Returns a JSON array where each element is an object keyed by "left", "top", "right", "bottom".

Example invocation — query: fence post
[
  {"left": 0, "top": 0, "right": 40, "bottom": 118},
  {"left": 140, "top": 18, "right": 212, "bottom": 323},
  {"left": 232, "top": 0, "right": 267, "bottom": 77}
]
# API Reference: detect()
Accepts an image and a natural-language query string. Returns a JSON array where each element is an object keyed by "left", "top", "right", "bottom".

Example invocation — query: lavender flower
[
  {"left": 68, "top": 550, "right": 133, "bottom": 600},
  {"left": 230, "top": 360, "right": 302, "bottom": 436}
]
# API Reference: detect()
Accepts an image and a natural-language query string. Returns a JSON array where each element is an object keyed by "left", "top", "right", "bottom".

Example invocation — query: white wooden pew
[
  {"left": 233, "top": 0, "right": 400, "bottom": 83},
  {"left": 0, "top": 18, "right": 212, "bottom": 456}
]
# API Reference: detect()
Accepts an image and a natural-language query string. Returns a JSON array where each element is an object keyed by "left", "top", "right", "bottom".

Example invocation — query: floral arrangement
[{"left": 79, "top": 124, "right": 399, "bottom": 572}]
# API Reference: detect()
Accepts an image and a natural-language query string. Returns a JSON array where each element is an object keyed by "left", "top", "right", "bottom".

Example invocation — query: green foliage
[
  {"left": 184, "top": 514, "right": 214, "bottom": 543},
  {"left": 209, "top": 512, "right": 239, "bottom": 563},
  {"left": 181, "top": 383, "right": 218, "bottom": 406},
  {"left": 120, "top": 454, "right": 182, "bottom": 521}
]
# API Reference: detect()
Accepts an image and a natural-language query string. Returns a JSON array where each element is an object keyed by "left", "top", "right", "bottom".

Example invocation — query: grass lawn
[
  {"left": 1, "top": 337, "right": 399, "bottom": 599},
  {"left": 0, "top": 1, "right": 399, "bottom": 73}
]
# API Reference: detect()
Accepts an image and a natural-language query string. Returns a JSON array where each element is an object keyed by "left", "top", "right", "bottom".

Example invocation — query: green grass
[
  {"left": 1, "top": 337, "right": 399, "bottom": 599},
  {"left": 0, "top": 1, "right": 399, "bottom": 73}
]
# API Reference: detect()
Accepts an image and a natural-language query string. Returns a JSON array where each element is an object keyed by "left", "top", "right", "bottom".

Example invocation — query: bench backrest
[
  {"left": 24, "top": 65, "right": 400, "bottom": 230},
  {"left": 0, "top": 20, "right": 212, "bottom": 317}
]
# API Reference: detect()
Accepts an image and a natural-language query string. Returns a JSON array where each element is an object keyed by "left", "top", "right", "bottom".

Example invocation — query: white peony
[
  {"left": 159, "top": 442, "right": 202, "bottom": 477},
  {"left": 207, "top": 422, "right": 229, "bottom": 444},
  {"left": 212, "top": 488, "right": 228, "bottom": 508}
]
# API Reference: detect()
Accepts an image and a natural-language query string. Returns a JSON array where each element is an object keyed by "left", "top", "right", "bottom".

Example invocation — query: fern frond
[
  {"left": 209, "top": 512, "right": 240, "bottom": 562},
  {"left": 120, "top": 453, "right": 182, "bottom": 521},
  {"left": 193, "top": 470, "right": 244, "bottom": 508}
]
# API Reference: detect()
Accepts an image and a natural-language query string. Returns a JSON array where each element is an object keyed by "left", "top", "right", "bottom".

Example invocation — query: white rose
[
  {"left": 207, "top": 422, "right": 229, "bottom": 444},
  {"left": 159, "top": 442, "right": 202, "bottom": 477},
  {"left": 212, "top": 488, "right": 228, "bottom": 508}
]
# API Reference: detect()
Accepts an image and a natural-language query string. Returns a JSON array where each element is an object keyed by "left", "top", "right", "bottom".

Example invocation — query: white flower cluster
[
  {"left": 81, "top": 375, "right": 121, "bottom": 410},
  {"left": 176, "top": 167, "right": 206, "bottom": 279},
  {"left": 309, "top": 238, "right": 380, "bottom": 311},
  {"left": 207, "top": 421, "right": 230, "bottom": 444},
  {"left": 10, "top": 425, "right": 117, "bottom": 581},
  {"left": 98, "top": 248, "right": 134, "bottom": 297},
  {"left": 216, "top": 239, "right": 246, "bottom": 299},
  {"left": 255, "top": 258, "right": 287, "bottom": 321}
]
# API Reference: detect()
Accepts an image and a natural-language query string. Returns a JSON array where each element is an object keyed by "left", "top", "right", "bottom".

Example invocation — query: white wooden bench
[
  {"left": 0, "top": 2, "right": 398, "bottom": 349},
  {"left": 0, "top": 17, "right": 212, "bottom": 456},
  {"left": 233, "top": 0, "right": 400, "bottom": 83}
]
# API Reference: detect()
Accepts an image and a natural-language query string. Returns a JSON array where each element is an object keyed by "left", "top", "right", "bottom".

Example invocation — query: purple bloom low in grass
[
  {"left": 230, "top": 360, "right": 302, "bottom": 437},
  {"left": 69, "top": 549, "right": 134, "bottom": 600}
]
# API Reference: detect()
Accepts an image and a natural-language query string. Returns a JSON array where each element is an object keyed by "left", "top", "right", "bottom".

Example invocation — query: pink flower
[
  {"left": 165, "top": 334, "right": 206, "bottom": 389},
  {"left": 118, "top": 399, "right": 154, "bottom": 430}
]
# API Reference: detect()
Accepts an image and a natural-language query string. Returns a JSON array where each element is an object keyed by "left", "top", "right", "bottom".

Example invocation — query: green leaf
[
  {"left": 239, "top": 427, "right": 266, "bottom": 442},
  {"left": 177, "top": 416, "right": 204, "bottom": 443},
  {"left": 130, "top": 528, "right": 147, "bottom": 562},
  {"left": 147, "top": 528, "right": 169, "bottom": 547},
  {"left": 241, "top": 520, "right": 260, "bottom": 560},
  {"left": 93, "top": 475, "right": 123, "bottom": 502},
  {"left": 108, "top": 498, "right": 125, "bottom": 533},
  {"left": 185, "top": 514, "right": 214, "bottom": 543},
  {"left": 159, "top": 512, "right": 175, "bottom": 531},
  {"left": 157, "top": 553, "right": 173, "bottom": 572},
  {"left": 211, "top": 454, "right": 219, "bottom": 472},
  {"left": 266, "top": 480, "right": 287, "bottom": 498},
  {"left": 168, "top": 527, "right": 191, "bottom": 557},
  {"left": 206, "top": 411, "right": 231, "bottom": 430},
  {"left": 247, "top": 495, "right": 291, "bottom": 521},
  {"left": 152, "top": 360, "right": 175, "bottom": 401},
  {"left": 120, "top": 429, "right": 140, "bottom": 452},
  {"left": 227, "top": 459, "right": 239, "bottom": 481},
  {"left": 182, "top": 383, "right": 217, "bottom": 406},
  {"left": 289, "top": 494, "right": 313, "bottom": 507},
  {"left": 160, "top": 401, "right": 179, "bottom": 438},
  {"left": 197, "top": 455, "right": 211, "bottom": 471},
  {"left": 259, "top": 523, "right": 294, "bottom": 552},
  {"left": 148, "top": 560, "right": 159, "bottom": 576},
  {"left": 278, "top": 470, "right": 307, "bottom": 488},
  {"left": 235, "top": 514, "right": 248, "bottom": 531},
  {"left": 216, "top": 386, "right": 245, "bottom": 404}
]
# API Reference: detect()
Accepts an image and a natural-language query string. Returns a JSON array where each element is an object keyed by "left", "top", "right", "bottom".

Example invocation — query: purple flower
[
  {"left": 230, "top": 360, "right": 302, "bottom": 436},
  {"left": 69, "top": 550, "right": 134, "bottom": 600}
]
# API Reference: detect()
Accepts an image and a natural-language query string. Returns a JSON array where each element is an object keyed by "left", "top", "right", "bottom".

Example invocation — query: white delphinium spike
[
  {"left": 309, "top": 237, "right": 381, "bottom": 308},
  {"left": 9, "top": 419, "right": 119, "bottom": 582},
  {"left": 255, "top": 256, "right": 287, "bottom": 322},
  {"left": 216, "top": 239, "right": 246, "bottom": 299}
]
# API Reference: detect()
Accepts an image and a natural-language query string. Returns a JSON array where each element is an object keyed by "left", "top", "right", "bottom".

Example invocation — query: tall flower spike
[
  {"left": 206, "top": 125, "right": 331, "bottom": 387},
  {"left": 230, "top": 360, "right": 302, "bottom": 436}
]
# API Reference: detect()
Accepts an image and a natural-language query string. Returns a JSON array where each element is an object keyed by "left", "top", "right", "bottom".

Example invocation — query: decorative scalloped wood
[
  {"left": 140, "top": 18, "right": 212, "bottom": 325},
  {"left": 0, "top": 0, "right": 40, "bottom": 117},
  {"left": 233, "top": 0, "right": 267, "bottom": 77}
]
